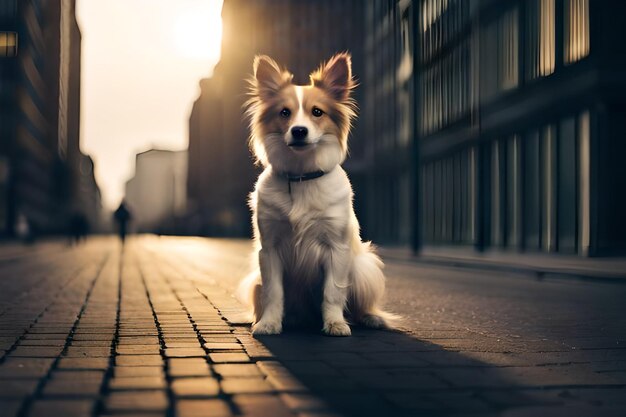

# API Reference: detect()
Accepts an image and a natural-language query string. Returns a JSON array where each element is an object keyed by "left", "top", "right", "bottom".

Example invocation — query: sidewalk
[
  {"left": 378, "top": 245, "right": 626, "bottom": 282},
  {"left": 0, "top": 236, "right": 625, "bottom": 417}
]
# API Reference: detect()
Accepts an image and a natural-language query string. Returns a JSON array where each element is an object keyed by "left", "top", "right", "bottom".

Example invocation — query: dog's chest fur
[{"left": 255, "top": 167, "right": 352, "bottom": 280}]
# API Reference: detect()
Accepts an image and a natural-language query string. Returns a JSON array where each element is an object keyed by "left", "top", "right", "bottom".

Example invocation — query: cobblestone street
[{"left": 0, "top": 236, "right": 625, "bottom": 417}]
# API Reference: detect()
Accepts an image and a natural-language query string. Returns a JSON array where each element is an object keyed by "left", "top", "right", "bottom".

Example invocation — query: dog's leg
[
  {"left": 322, "top": 245, "right": 351, "bottom": 336},
  {"left": 252, "top": 248, "right": 284, "bottom": 335}
]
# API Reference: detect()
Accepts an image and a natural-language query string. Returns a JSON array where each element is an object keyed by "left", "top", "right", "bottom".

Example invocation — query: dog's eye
[
  {"left": 312, "top": 107, "right": 324, "bottom": 117},
  {"left": 280, "top": 108, "right": 291, "bottom": 118}
]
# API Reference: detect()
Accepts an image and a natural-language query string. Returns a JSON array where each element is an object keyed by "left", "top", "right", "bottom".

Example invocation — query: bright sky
[{"left": 76, "top": 0, "right": 223, "bottom": 209}]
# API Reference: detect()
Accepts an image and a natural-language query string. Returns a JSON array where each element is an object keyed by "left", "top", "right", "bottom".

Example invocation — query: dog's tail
[
  {"left": 235, "top": 269, "right": 261, "bottom": 323},
  {"left": 349, "top": 242, "right": 400, "bottom": 327}
]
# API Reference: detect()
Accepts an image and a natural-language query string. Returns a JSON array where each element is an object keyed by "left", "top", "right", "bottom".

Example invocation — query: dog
[{"left": 239, "top": 52, "right": 394, "bottom": 336}]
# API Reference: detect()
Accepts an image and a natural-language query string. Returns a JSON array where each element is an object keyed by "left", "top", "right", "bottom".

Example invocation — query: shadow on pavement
[{"left": 257, "top": 328, "right": 538, "bottom": 417}]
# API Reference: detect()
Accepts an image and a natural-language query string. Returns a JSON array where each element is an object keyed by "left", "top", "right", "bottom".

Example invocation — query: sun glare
[{"left": 173, "top": 5, "right": 222, "bottom": 62}]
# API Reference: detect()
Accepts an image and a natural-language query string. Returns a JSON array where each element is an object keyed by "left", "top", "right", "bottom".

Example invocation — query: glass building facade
[{"left": 412, "top": 0, "right": 626, "bottom": 255}]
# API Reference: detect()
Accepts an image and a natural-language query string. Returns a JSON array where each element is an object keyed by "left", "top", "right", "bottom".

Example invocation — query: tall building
[
  {"left": 188, "top": 0, "right": 626, "bottom": 256},
  {"left": 417, "top": 0, "right": 626, "bottom": 256},
  {"left": 187, "top": 0, "right": 366, "bottom": 236},
  {"left": 0, "top": 0, "right": 97, "bottom": 236},
  {"left": 125, "top": 149, "right": 187, "bottom": 233},
  {"left": 354, "top": 0, "right": 416, "bottom": 245}
]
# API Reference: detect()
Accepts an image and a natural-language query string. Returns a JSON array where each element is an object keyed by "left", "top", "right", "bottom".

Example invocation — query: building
[
  {"left": 354, "top": 0, "right": 416, "bottom": 245},
  {"left": 0, "top": 0, "right": 98, "bottom": 237},
  {"left": 188, "top": 0, "right": 626, "bottom": 256},
  {"left": 347, "top": 0, "right": 626, "bottom": 257},
  {"left": 125, "top": 149, "right": 187, "bottom": 234},
  {"left": 75, "top": 154, "right": 102, "bottom": 232},
  {"left": 187, "top": 0, "right": 366, "bottom": 236},
  {"left": 416, "top": 0, "right": 626, "bottom": 256}
]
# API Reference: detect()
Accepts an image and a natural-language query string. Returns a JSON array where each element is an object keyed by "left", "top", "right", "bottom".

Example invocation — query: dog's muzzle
[{"left": 288, "top": 126, "right": 309, "bottom": 147}]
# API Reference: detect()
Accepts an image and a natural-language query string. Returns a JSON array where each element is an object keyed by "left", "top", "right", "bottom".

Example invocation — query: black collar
[
  {"left": 283, "top": 170, "right": 325, "bottom": 183},
  {"left": 280, "top": 170, "right": 325, "bottom": 194}
]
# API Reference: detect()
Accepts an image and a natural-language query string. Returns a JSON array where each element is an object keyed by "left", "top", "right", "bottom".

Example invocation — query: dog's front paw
[
  {"left": 252, "top": 320, "right": 282, "bottom": 336},
  {"left": 323, "top": 321, "right": 351, "bottom": 337}
]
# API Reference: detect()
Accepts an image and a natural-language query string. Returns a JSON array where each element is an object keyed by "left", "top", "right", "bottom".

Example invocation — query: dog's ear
[
  {"left": 311, "top": 53, "right": 354, "bottom": 101},
  {"left": 253, "top": 55, "right": 289, "bottom": 98}
]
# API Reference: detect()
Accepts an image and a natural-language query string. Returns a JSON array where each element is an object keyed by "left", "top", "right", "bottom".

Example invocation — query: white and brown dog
[{"left": 240, "top": 53, "right": 394, "bottom": 336}]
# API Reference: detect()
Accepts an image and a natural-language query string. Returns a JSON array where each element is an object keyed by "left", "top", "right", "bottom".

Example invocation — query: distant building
[
  {"left": 0, "top": 0, "right": 98, "bottom": 237},
  {"left": 125, "top": 149, "right": 187, "bottom": 233},
  {"left": 187, "top": 0, "right": 366, "bottom": 236},
  {"left": 76, "top": 154, "right": 102, "bottom": 232}
]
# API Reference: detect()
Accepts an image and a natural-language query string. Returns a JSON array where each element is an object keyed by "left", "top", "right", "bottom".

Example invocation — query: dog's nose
[{"left": 290, "top": 126, "right": 308, "bottom": 141}]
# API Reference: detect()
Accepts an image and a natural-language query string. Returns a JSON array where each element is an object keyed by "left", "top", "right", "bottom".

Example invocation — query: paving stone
[
  {"left": 28, "top": 399, "right": 94, "bottom": 417},
  {"left": 118, "top": 331, "right": 159, "bottom": 337},
  {"left": 203, "top": 342, "right": 243, "bottom": 351},
  {"left": 50, "top": 370, "right": 105, "bottom": 381},
  {"left": 116, "top": 355, "right": 163, "bottom": 366},
  {"left": 72, "top": 334, "right": 113, "bottom": 341},
  {"left": 175, "top": 399, "right": 234, "bottom": 417},
  {"left": 163, "top": 348, "right": 207, "bottom": 358},
  {"left": 27, "top": 328, "right": 72, "bottom": 334},
  {"left": 116, "top": 345, "right": 161, "bottom": 355},
  {"left": 168, "top": 358, "right": 211, "bottom": 377},
  {"left": 279, "top": 393, "right": 331, "bottom": 412},
  {"left": 105, "top": 390, "right": 168, "bottom": 412},
  {"left": 109, "top": 376, "right": 166, "bottom": 390},
  {"left": 208, "top": 353, "right": 250, "bottom": 363},
  {"left": 0, "top": 358, "right": 55, "bottom": 378},
  {"left": 18, "top": 339, "right": 67, "bottom": 347},
  {"left": 0, "top": 379, "right": 39, "bottom": 399},
  {"left": 280, "top": 361, "right": 342, "bottom": 377},
  {"left": 161, "top": 335, "right": 201, "bottom": 341},
  {"left": 9, "top": 346, "right": 64, "bottom": 358},
  {"left": 116, "top": 337, "right": 159, "bottom": 345},
  {"left": 220, "top": 377, "right": 274, "bottom": 394},
  {"left": 99, "top": 413, "right": 166, "bottom": 417},
  {"left": 343, "top": 368, "right": 448, "bottom": 390},
  {"left": 163, "top": 341, "right": 202, "bottom": 348},
  {"left": 171, "top": 377, "right": 220, "bottom": 397},
  {"left": 232, "top": 394, "right": 295, "bottom": 417},
  {"left": 64, "top": 347, "right": 111, "bottom": 357},
  {"left": 204, "top": 336, "right": 239, "bottom": 343},
  {"left": 213, "top": 364, "right": 263, "bottom": 378},
  {"left": 57, "top": 357, "right": 109, "bottom": 370},
  {"left": 296, "top": 412, "right": 345, "bottom": 417},
  {"left": 68, "top": 340, "right": 112, "bottom": 347},
  {"left": 500, "top": 405, "right": 625, "bottom": 417},
  {"left": 42, "top": 378, "right": 102, "bottom": 397},
  {"left": 113, "top": 366, "right": 164, "bottom": 378},
  {"left": 265, "top": 374, "right": 309, "bottom": 392},
  {"left": 0, "top": 399, "right": 22, "bottom": 417}
]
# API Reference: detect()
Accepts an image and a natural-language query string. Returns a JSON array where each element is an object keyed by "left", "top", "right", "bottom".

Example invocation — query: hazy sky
[{"left": 76, "top": 0, "right": 223, "bottom": 209}]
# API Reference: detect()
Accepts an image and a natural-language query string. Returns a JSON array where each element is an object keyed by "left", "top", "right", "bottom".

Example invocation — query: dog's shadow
[{"left": 253, "top": 327, "right": 544, "bottom": 417}]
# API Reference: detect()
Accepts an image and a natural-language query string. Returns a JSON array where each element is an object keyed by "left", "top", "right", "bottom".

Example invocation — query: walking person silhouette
[{"left": 113, "top": 201, "right": 132, "bottom": 244}]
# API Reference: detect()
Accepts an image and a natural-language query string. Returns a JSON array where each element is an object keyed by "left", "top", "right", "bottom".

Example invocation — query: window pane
[
  {"left": 524, "top": 131, "right": 541, "bottom": 249},
  {"left": 558, "top": 117, "right": 577, "bottom": 253},
  {"left": 541, "top": 125, "right": 557, "bottom": 252},
  {"left": 506, "top": 135, "right": 521, "bottom": 247},
  {"left": 564, "top": 0, "right": 590, "bottom": 65}
]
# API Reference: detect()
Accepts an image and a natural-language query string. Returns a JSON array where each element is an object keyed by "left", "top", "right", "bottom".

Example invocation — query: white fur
[{"left": 239, "top": 54, "right": 395, "bottom": 336}]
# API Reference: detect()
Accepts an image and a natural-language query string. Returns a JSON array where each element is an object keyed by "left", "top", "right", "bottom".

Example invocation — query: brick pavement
[{"left": 0, "top": 236, "right": 625, "bottom": 417}]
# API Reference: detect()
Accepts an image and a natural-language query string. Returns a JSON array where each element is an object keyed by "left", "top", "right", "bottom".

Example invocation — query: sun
[{"left": 172, "top": 4, "right": 222, "bottom": 62}]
